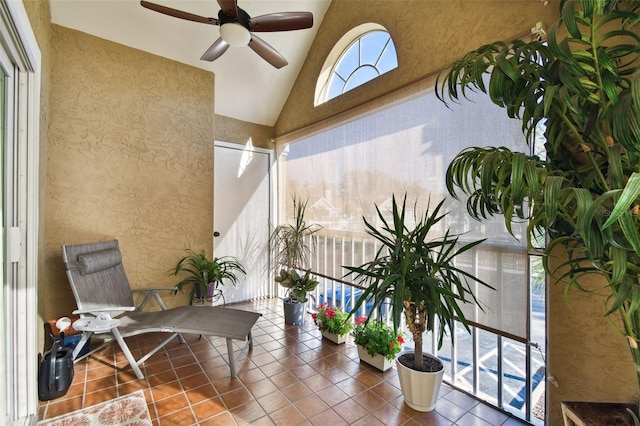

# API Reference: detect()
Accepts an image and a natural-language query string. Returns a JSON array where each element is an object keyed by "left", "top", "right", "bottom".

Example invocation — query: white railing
[{"left": 288, "top": 229, "right": 544, "bottom": 425}]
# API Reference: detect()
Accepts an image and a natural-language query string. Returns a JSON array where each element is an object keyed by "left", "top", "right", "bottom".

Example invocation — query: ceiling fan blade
[
  {"left": 217, "top": 0, "right": 238, "bottom": 19},
  {"left": 201, "top": 38, "right": 229, "bottom": 62},
  {"left": 140, "top": 1, "right": 219, "bottom": 25},
  {"left": 249, "top": 12, "right": 313, "bottom": 32},
  {"left": 248, "top": 35, "right": 288, "bottom": 69}
]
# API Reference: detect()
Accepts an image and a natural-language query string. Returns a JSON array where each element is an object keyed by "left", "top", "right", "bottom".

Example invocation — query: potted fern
[
  {"left": 436, "top": 0, "right": 640, "bottom": 420},
  {"left": 345, "top": 195, "right": 491, "bottom": 411},
  {"left": 170, "top": 249, "right": 245, "bottom": 305}
]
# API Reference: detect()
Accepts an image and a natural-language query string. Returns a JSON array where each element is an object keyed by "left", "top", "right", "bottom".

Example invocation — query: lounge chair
[{"left": 61, "top": 239, "right": 261, "bottom": 379}]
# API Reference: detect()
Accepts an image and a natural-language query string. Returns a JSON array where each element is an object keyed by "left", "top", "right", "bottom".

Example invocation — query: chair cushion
[{"left": 78, "top": 249, "right": 122, "bottom": 275}]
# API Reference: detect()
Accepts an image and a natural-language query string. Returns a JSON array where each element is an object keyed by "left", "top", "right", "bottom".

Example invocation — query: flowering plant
[
  {"left": 312, "top": 303, "right": 353, "bottom": 335},
  {"left": 352, "top": 317, "right": 404, "bottom": 361}
]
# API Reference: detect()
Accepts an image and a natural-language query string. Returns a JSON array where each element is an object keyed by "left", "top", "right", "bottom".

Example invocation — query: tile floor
[{"left": 38, "top": 298, "right": 530, "bottom": 425}]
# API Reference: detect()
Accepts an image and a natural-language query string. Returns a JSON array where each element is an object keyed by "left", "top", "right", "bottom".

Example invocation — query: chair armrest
[
  {"left": 72, "top": 307, "right": 135, "bottom": 315},
  {"left": 131, "top": 287, "right": 178, "bottom": 293},
  {"left": 133, "top": 288, "right": 175, "bottom": 311}
]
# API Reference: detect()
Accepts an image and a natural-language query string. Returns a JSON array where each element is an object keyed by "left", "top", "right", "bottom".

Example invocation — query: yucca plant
[
  {"left": 437, "top": 0, "right": 640, "bottom": 400},
  {"left": 345, "top": 195, "right": 491, "bottom": 371},
  {"left": 270, "top": 196, "right": 320, "bottom": 272},
  {"left": 170, "top": 249, "right": 245, "bottom": 305}
]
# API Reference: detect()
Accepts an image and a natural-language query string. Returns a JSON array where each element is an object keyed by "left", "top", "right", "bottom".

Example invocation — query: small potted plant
[
  {"left": 311, "top": 302, "right": 353, "bottom": 344},
  {"left": 274, "top": 268, "right": 319, "bottom": 324},
  {"left": 170, "top": 249, "right": 246, "bottom": 305},
  {"left": 270, "top": 196, "right": 321, "bottom": 324},
  {"left": 352, "top": 316, "right": 404, "bottom": 371},
  {"left": 346, "top": 194, "right": 491, "bottom": 412}
]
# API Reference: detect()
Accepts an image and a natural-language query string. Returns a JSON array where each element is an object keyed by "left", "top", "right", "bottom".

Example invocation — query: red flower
[
  {"left": 355, "top": 316, "right": 367, "bottom": 326},
  {"left": 397, "top": 336, "right": 405, "bottom": 344},
  {"left": 311, "top": 313, "right": 317, "bottom": 320},
  {"left": 326, "top": 309, "right": 335, "bottom": 318},
  {"left": 389, "top": 341, "right": 396, "bottom": 350}
]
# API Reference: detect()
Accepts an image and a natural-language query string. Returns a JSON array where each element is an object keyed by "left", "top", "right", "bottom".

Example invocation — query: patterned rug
[{"left": 39, "top": 390, "right": 151, "bottom": 426}]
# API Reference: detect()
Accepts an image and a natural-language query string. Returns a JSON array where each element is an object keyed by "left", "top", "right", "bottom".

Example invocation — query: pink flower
[
  {"left": 355, "top": 316, "right": 367, "bottom": 325},
  {"left": 326, "top": 309, "right": 335, "bottom": 319}
]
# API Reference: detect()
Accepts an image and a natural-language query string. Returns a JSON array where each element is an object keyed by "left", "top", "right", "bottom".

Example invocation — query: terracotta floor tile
[
  {"left": 219, "top": 387, "right": 254, "bottom": 410},
  {"left": 198, "top": 411, "right": 236, "bottom": 425},
  {"left": 280, "top": 381, "right": 313, "bottom": 402},
  {"left": 158, "top": 406, "right": 196, "bottom": 425},
  {"left": 192, "top": 396, "right": 227, "bottom": 422},
  {"left": 293, "top": 395, "right": 329, "bottom": 418},
  {"left": 333, "top": 398, "right": 369, "bottom": 423},
  {"left": 372, "top": 401, "right": 411, "bottom": 425},
  {"left": 309, "top": 408, "right": 348, "bottom": 426},
  {"left": 36, "top": 299, "right": 526, "bottom": 426},
  {"left": 270, "top": 371, "right": 299, "bottom": 388},
  {"left": 151, "top": 380, "right": 182, "bottom": 401},
  {"left": 179, "top": 371, "right": 211, "bottom": 391},
  {"left": 84, "top": 386, "right": 118, "bottom": 406},
  {"left": 353, "top": 389, "right": 386, "bottom": 411},
  {"left": 185, "top": 383, "right": 218, "bottom": 405},
  {"left": 268, "top": 404, "right": 305, "bottom": 425},
  {"left": 44, "top": 396, "right": 83, "bottom": 418},
  {"left": 315, "top": 385, "right": 350, "bottom": 406},
  {"left": 301, "top": 374, "right": 333, "bottom": 392},
  {"left": 245, "top": 378, "right": 279, "bottom": 398},
  {"left": 256, "top": 390, "right": 290, "bottom": 413},
  {"left": 229, "top": 399, "right": 268, "bottom": 425},
  {"left": 154, "top": 393, "right": 190, "bottom": 418}
]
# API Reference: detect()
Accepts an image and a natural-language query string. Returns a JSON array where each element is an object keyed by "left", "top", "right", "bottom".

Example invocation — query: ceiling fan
[{"left": 140, "top": 0, "right": 313, "bottom": 69}]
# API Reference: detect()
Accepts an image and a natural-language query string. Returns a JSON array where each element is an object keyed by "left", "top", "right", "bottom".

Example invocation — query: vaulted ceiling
[{"left": 49, "top": 0, "right": 331, "bottom": 126}]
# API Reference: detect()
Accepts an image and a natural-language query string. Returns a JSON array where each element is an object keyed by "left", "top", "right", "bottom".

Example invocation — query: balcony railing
[{"left": 276, "top": 229, "right": 545, "bottom": 425}]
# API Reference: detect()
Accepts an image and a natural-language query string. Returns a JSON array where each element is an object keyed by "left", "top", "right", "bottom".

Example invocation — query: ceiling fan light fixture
[{"left": 220, "top": 23, "right": 251, "bottom": 47}]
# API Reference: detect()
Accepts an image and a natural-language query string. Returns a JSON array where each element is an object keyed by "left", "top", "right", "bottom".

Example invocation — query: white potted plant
[{"left": 346, "top": 194, "right": 492, "bottom": 411}]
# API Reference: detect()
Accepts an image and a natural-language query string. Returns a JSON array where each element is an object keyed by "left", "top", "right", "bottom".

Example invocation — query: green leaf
[{"left": 603, "top": 173, "right": 640, "bottom": 229}]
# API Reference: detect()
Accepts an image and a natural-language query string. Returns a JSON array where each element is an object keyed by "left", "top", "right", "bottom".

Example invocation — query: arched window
[{"left": 315, "top": 24, "right": 397, "bottom": 106}]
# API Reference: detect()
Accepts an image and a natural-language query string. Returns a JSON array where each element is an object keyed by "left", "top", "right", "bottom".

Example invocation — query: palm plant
[
  {"left": 270, "top": 195, "right": 321, "bottom": 304},
  {"left": 437, "top": 0, "right": 640, "bottom": 397},
  {"left": 345, "top": 195, "right": 491, "bottom": 370},
  {"left": 270, "top": 196, "right": 320, "bottom": 271},
  {"left": 170, "top": 249, "right": 245, "bottom": 305}
]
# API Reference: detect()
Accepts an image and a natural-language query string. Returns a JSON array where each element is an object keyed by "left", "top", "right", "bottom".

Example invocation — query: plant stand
[
  {"left": 357, "top": 344, "right": 393, "bottom": 372},
  {"left": 321, "top": 330, "right": 347, "bottom": 344},
  {"left": 396, "top": 351, "right": 444, "bottom": 412}
]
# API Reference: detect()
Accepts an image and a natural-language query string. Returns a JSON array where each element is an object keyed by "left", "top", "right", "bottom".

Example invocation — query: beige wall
[
  {"left": 275, "top": 0, "right": 559, "bottom": 136},
  {"left": 43, "top": 25, "right": 216, "bottom": 319},
  {"left": 547, "top": 249, "right": 637, "bottom": 424},
  {"left": 215, "top": 114, "right": 274, "bottom": 150}
]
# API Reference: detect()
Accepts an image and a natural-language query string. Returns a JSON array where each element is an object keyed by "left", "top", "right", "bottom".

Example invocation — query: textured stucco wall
[
  {"left": 275, "top": 0, "right": 559, "bottom": 136},
  {"left": 215, "top": 114, "right": 274, "bottom": 149},
  {"left": 44, "top": 25, "right": 215, "bottom": 319},
  {"left": 547, "top": 249, "right": 637, "bottom": 425}
]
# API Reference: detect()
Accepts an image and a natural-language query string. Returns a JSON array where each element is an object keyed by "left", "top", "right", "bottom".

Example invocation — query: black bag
[{"left": 38, "top": 334, "right": 74, "bottom": 401}]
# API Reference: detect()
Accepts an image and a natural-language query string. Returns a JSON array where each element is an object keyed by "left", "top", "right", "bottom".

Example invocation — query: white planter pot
[
  {"left": 321, "top": 330, "right": 347, "bottom": 344},
  {"left": 356, "top": 344, "right": 393, "bottom": 372},
  {"left": 395, "top": 350, "right": 444, "bottom": 412}
]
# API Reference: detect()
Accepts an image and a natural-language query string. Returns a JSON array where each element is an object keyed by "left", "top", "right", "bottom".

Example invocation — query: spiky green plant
[
  {"left": 437, "top": 0, "right": 640, "bottom": 395},
  {"left": 345, "top": 195, "right": 491, "bottom": 370},
  {"left": 170, "top": 249, "right": 245, "bottom": 305},
  {"left": 270, "top": 196, "right": 320, "bottom": 271}
]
